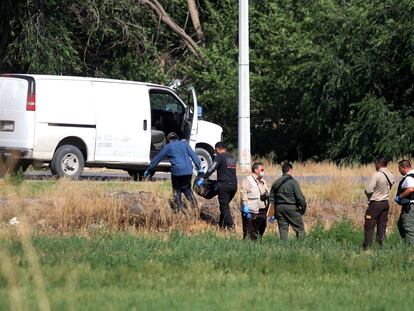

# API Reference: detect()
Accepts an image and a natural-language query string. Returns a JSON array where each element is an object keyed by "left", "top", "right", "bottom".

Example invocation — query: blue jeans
[{"left": 171, "top": 174, "right": 197, "bottom": 210}]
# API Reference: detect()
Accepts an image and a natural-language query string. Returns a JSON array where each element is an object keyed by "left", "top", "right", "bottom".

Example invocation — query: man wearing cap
[
  {"left": 198, "top": 142, "right": 237, "bottom": 230},
  {"left": 269, "top": 162, "right": 307, "bottom": 240},
  {"left": 145, "top": 132, "right": 202, "bottom": 212},
  {"left": 363, "top": 158, "right": 395, "bottom": 250}
]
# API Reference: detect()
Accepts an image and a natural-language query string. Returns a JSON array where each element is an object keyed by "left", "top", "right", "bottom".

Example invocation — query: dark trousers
[
  {"left": 363, "top": 200, "right": 389, "bottom": 250},
  {"left": 217, "top": 182, "right": 237, "bottom": 229},
  {"left": 275, "top": 204, "right": 305, "bottom": 240},
  {"left": 171, "top": 175, "right": 197, "bottom": 210},
  {"left": 242, "top": 209, "right": 267, "bottom": 240}
]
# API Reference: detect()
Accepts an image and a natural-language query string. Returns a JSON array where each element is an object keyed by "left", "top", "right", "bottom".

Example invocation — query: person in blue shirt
[{"left": 145, "top": 132, "right": 202, "bottom": 212}]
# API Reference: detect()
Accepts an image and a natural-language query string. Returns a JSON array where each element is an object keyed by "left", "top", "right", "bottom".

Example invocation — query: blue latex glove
[
  {"left": 268, "top": 216, "right": 275, "bottom": 224},
  {"left": 196, "top": 177, "right": 205, "bottom": 186},
  {"left": 143, "top": 170, "right": 149, "bottom": 178},
  {"left": 242, "top": 205, "right": 251, "bottom": 219},
  {"left": 394, "top": 195, "right": 401, "bottom": 205}
]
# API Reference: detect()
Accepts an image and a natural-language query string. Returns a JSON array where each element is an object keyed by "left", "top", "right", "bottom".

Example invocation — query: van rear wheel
[{"left": 51, "top": 145, "right": 84, "bottom": 179}]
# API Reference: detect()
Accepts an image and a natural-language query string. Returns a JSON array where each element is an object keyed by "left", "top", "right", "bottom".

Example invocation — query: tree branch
[
  {"left": 137, "top": 0, "right": 202, "bottom": 59},
  {"left": 187, "top": 0, "right": 204, "bottom": 43}
]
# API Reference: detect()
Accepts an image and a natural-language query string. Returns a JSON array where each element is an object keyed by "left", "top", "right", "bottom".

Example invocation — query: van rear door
[{"left": 0, "top": 76, "right": 35, "bottom": 152}]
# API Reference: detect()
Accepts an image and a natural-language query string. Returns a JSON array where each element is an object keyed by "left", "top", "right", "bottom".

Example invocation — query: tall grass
[
  {"left": 0, "top": 227, "right": 413, "bottom": 310},
  {"left": 0, "top": 160, "right": 411, "bottom": 310},
  {"left": 250, "top": 158, "right": 402, "bottom": 178},
  {"left": 0, "top": 162, "right": 404, "bottom": 235}
]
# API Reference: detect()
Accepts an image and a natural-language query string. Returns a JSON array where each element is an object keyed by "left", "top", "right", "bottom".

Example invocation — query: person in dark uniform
[
  {"left": 145, "top": 132, "right": 202, "bottom": 212},
  {"left": 269, "top": 162, "right": 307, "bottom": 240},
  {"left": 197, "top": 142, "right": 237, "bottom": 230}
]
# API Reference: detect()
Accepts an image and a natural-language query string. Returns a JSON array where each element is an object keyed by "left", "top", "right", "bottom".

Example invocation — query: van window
[{"left": 150, "top": 93, "right": 184, "bottom": 114}]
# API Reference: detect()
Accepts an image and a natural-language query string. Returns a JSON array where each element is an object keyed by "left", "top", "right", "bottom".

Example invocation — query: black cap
[{"left": 215, "top": 141, "right": 226, "bottom": 149}]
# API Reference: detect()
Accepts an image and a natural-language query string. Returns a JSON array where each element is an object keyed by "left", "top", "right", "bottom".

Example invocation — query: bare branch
[
  {"left": 137, "top": 0, "right": 202, "bottom": 59},
  {"left": 187, "top": 0, "right": 204, "bottom": 43}
]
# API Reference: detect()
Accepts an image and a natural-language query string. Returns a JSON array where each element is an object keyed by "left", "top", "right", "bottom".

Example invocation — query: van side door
[
  {"left": 93, "top": 82, "right": 151, "bottom": 163},
  {"left": 149, "top": 89, "right": 186, "bottom": 159}
]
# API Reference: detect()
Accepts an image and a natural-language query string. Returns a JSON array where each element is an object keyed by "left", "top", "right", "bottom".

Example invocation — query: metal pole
[{"left": 238, "top": 0, "right": 251, "bottom": 172}]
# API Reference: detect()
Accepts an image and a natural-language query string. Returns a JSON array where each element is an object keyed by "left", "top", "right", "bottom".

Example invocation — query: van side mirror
[{"left": 197, "top": 106, "right": 203, "bottom": 118}]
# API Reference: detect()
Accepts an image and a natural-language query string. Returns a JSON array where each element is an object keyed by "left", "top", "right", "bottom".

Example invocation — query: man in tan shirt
[
  {"left": 240, "top": 162, "right": 269, "bottom": 240},
  {"left": 363, "top": 158, "right": 396, "bottom": 250}
]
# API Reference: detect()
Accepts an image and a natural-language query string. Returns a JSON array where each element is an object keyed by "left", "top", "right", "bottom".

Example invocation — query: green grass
[{"left": 1, "top": 223, "right": 414, "bottom": 311}]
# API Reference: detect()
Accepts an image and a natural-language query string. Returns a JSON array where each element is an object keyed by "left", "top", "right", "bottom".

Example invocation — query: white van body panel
[
  {"left": 33, "top": 122, "right": 96, "bottom": 161},
  {"left": 196, "top": 120, "right": 222, "bottom": 149},
  {"left": 36, "top": 78, "right": 96, "bottom": 125},
  {"left": 0, "top": 77, "right": 34, "bottom": 150},
  {"left": 33, "top": 77, "right": 96, "bottom": 161},
  {"left": 93, "top": 81, "right": 150, "bottom": 163}
]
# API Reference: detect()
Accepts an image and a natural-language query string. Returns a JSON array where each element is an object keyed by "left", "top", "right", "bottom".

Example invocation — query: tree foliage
[{"left": 1, "top": 0, "right": 413, "bottom": 163}]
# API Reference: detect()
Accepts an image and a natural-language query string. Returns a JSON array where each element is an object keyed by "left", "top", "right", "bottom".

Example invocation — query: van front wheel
[
  {"left": 196, "top": 147, "right": 213, "bottom": 172},
  {"left": 51, "top": 145, "right": 84, "bottom": 179}
]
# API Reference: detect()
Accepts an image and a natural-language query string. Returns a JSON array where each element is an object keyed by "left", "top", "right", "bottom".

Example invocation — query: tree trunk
[
  {"left": 137, "top": 0, "right": 202, "bottom": 59},
  {"left": 187, "top": 0, "right": 204, "bottom": 43}
]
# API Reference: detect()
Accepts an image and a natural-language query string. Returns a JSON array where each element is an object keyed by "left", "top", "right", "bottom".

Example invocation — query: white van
[{"left": 0, "top": 74, "right": 222, "bottom": 179}]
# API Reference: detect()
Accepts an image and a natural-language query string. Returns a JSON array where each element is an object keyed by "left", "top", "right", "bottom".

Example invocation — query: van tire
[
  {"left": 196, "top": 147, "right": 213, "bottom": 171},
  {"left": 51, "top": 145, "right": 84, "bottom": 179}
]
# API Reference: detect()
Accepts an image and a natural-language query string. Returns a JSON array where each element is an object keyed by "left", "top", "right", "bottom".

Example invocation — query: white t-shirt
[{"left": 402, "top": 169, "right": 414, "bottom": 189}]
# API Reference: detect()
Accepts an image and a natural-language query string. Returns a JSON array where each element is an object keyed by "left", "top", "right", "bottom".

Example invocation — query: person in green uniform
[{"left": 269, "top": 162, "right": 307, "bottom": 240}]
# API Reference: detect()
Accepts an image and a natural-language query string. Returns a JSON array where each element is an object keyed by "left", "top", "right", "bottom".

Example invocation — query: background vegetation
[{"left": 1, "top": 0, "right": 413, "bottom": 162}]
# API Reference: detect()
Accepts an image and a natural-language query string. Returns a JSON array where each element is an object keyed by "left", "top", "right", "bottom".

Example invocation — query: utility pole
[{"left": 238, "top": 0, "right": 251, "bottom": 172}]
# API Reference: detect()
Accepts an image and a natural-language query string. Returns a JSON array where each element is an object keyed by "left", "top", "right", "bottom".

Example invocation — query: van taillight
[{"left": 26, "top": 82, "right": 36, "bottom": 111}]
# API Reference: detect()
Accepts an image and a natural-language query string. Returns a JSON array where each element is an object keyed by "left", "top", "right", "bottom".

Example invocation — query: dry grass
[
  {"left": 0, "top": 161, "right": 405, "bottom": 236},
  {"left": 248, "top": 158, "right": 403, "bottom": 178},
  {"left": 0, "top": 179, "right": 226, "bottom": 235}
]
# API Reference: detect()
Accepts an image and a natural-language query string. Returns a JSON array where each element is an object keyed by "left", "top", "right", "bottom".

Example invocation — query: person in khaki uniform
[
  {"left": 363, "top": 158, "right": 395, "bottom": 250},
  {"left": 269, "top": 162, "right": 306, "bottom": 240},
  {"left": 240, "top": 162, "right": 270, "bottom": 240}
]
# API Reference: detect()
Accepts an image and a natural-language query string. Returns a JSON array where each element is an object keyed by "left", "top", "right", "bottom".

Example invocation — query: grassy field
[
  {"left": 0, "top": 225, "right": 414, "bottom": 311},
  {"left": 0, "top": 161, "right": 412, "bottom": 310}
]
